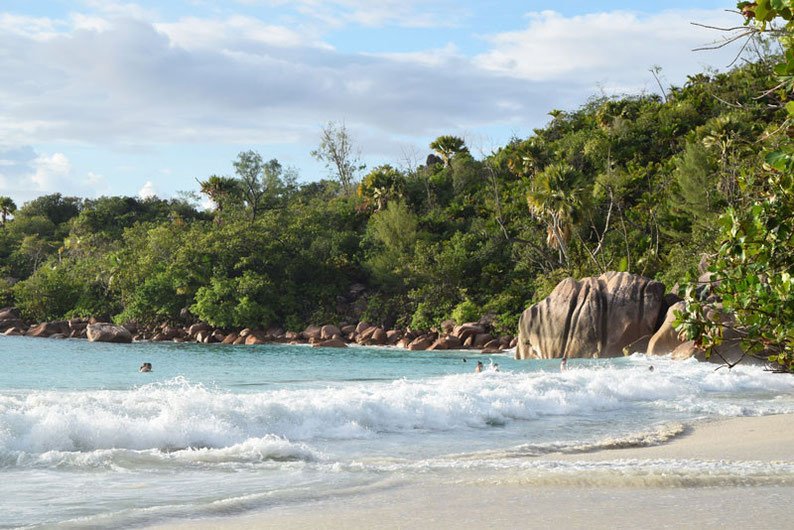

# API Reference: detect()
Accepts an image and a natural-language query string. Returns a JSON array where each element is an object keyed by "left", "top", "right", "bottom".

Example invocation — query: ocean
[{"left": 2, "top": 335, "right": 794, "bottom": 528}]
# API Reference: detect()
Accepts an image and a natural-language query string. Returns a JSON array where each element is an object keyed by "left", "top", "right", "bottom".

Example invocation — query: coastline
[{"left": 150, "top": 414, "right": 794, "bottom": 530}]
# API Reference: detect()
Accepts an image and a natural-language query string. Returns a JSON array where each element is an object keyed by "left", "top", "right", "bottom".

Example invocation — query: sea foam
[{"left": 1, "top": 361, "right": 793, "bottom": 461}]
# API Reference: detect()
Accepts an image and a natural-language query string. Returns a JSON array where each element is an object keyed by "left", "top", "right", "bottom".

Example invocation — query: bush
[
  {"left": 13, "top": 264, "right": 81, "bottom": 321},
  {"left": 192, "top": 272, "right": 275, "bottom": 329},
  {"left": 450, "top": 298, "right": 479, "bottom": 325}
]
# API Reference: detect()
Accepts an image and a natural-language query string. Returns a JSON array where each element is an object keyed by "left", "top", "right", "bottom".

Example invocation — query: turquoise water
[{"left": 2, "top": 336, "right": 794, "bottom": 528}]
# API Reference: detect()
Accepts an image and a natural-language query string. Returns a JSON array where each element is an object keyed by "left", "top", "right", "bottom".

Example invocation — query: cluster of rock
[
  {"left": 0, "top": 307, "right": 516, "bottom": 353},
  {"left": 515, "top": 271, "right": 755, "bottom": 365},
  {"left": 0, "top": 310, "right": 134, "bottom": 343}
]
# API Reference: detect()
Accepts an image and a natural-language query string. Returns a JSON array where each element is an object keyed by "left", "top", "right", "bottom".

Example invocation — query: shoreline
[
  {"left": 1, "top": 314, "right": 516, "bottom": 355},
  {"left": 151, "top": 414, "right": 794, "bottom": 530}
]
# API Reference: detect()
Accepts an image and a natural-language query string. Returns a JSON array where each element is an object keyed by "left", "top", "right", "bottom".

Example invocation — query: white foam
[{"left": 1, "top": 361, "right": 793, "bottom": 462}]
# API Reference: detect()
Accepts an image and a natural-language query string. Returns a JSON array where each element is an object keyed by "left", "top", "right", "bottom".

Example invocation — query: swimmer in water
[
  {"left": 560, "top": 357, "right": 567, "bottom": 372},
  {"left": 475, "top": 361, "right": 483, "bottom": 373},
  {"left": 140, "top": 362, "right": 152, "bottom": 372}
]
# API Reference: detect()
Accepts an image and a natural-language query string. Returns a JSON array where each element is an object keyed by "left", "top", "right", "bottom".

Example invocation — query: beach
[{"left": 153, "top": 414, "right": 794, "bottom": 530}]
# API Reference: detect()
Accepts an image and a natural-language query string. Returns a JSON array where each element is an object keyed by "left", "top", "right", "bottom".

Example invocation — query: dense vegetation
[
  {"left": 0, "top": 31, "right": 787, "bottom": 343},
  {"left": 677, "top": 1, "right": 794, "bottom": 369}
]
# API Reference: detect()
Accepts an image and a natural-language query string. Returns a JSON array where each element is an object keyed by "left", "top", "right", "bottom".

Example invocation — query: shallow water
[{"left": 1, "top": 336, "right": 794, "bottom": 528}]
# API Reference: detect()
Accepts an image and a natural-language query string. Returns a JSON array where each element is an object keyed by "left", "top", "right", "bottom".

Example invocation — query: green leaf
[{"left": 765, "top": 149, "right": 790, "bottom": 170}]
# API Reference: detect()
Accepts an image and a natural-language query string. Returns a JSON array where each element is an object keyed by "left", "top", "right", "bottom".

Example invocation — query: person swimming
[
  {"left": 475, "top": 361, "right": 483, "bottom": 373},
  {"left": 560, "top": 357, "right": 567, "bottom": 372},
  {"left": 140, "top": 363, "right": 152, "bottom": 372}
]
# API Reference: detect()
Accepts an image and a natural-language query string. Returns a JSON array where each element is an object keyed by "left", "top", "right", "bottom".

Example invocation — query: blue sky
[{"left": 0, "top": 1, "right": 746, "bottom": 206}]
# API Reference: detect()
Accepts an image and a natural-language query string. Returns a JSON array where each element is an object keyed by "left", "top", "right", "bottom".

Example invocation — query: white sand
[{"left": 152, "top": 414, "right": 794, "bottom": 530}]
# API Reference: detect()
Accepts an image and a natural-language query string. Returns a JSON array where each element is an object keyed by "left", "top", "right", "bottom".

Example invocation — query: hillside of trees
[{"left": 0, "top": 55, "right": 786, "bottom": 338}]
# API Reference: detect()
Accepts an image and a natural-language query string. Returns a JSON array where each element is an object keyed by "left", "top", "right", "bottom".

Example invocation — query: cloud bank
[{"left": 0, "top": 5, "right": 746, "bottom": 201}]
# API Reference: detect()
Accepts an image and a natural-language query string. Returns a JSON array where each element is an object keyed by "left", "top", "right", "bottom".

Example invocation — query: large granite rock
[
  {"left": 86, "top": 323, "right": 132, "bottom": 343},
  {"left": 27, "top": 321, "right": 69, "bottom": 338},
  {"left": 647, "top": 301, "right": 686, "bottom": 355},
  {"left": 516, "top": 272, "right": 666, "bottom": 359}
]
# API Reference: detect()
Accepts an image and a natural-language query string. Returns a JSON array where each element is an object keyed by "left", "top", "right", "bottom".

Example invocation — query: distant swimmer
[
  {"left": 475, "top": 361, "right": 483, "bottom": 373},
  {"left": 140, "top": 362, "right": 152, "bottom": 372},
  {"left": 560, "top": 358, "right": 567, "bottom": 372},
  {"left": 649, "top": 365, "right": 655, "bottom": 372},
  {"left": 493, "top": 363, "right": 500, "bottom": 372},
  {"left": 462, "top": 358, "right": 467, "bottom": 363}
]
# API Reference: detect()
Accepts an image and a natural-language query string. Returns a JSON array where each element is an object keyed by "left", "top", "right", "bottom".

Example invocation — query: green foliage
[
  {"left": 364, "top": 201, "right": 418, "bottom": 287},
  {"left": 311, "top": 121, "right": 365, "bottom": 195},
  {"left": 429, "top": 135, "right": 468, "bottom": 167},
  {"left": 114, "top": 269, "right": 189, "bottom": 325},
  {"left": 451, "top": 298, "right": 480, "bottom": 325},
  {"left": 676, "top": 164, "right": 794, "bottom": 367},
  {"left": 675, "top": 2, "right": 794, "bottom": 369},
  {"left": 410, "top": 299, "right": 452, "bottom": 331},
  {"left": 0, "top": 196, "right": 16, "bottom": 226},
  {"left": 17, "top": 194, "right": 80, "bottom": 226},
  {"left": 0, "top": 277, "right": 16, "bottom": 307},
  {"left": 192, "top": 272, "right": 276, "bottom": 329},
  {"left": 13, "top": 264, "right": 82, "bottom": 321},
  {"left": 530, "top": 268, "right": 572, "bottom": 304},
  {"left": 358, "top": 165, "right": 406, "bottom": 211}
]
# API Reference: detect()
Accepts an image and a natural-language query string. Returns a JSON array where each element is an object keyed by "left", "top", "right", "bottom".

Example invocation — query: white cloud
[
  {"left": 31, "top": 153, "right": 72, "bottom": 190},
  {"left": 0, "top": 14, "right": 541, "bottom": 148},
  {"left": 0, "top": 13, "right": 60, "bottom": 40},
  {"left": 249, "top": 0, "right": 467, "bottom": 29},
  {"left": 365, "top": 42, "right": 460, "bottom": 67},
  {"left": 70, "top": 13, "right": 113, "bottom": 33},
  {"left": 474, "top": 9, "right": 741, "bottom": 92},
  {"left": 81, "top": 1, "right": 159, "bottom": 21},
  {"left": 155, "top": 15, "right": 330, "bottom": 51},
  {"left": 138, "top": 180, "right": 157, "bottom": 199},
  {"left": 0, "top": 148, "right": 108, "bottom": 203}
]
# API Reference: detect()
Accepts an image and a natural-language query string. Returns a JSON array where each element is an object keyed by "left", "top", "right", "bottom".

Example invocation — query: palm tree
[
  {"left": 429, "top": 136, "right": 468, "bottom": 167},
  {"left": 197, "top": 175, "right": 240, "bottom": 212},
  {"left": 358, "top": 165, "right": 405, "bottom": 211},
  {"left": 526, "top": 163, "right": 585, "bottom": 265},
  {"left": 0, "top": 196, "right": 16, "bottom": 227},
  {"left": 506, "top": 138, "right": 549, "bottom": 178}
]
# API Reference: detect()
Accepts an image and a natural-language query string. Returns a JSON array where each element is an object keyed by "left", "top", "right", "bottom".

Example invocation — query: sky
[{"left": 0, "top": 0, "right": 749, "bottom": 207}]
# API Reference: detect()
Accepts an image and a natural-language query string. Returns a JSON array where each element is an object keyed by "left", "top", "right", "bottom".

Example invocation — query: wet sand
[{"left": 152, "top": 414, "right": 794, "bottom": 530}]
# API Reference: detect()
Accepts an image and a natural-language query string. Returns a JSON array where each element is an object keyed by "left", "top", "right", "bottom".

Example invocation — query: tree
[
  {"left": 197, "top": 175, "right": 240, "bottom": 212},
  {"left": 676, "top": 1, "right": 794, "bottom": 369},
  {"left": 311, "top": 121, "right": 365, "bottom": 195},
  {"left": 232, "top": 151, "right": 288, "bottom": 222},
  {"left": 17, "top": 193, "right": 81, "bottom": 226},
  {"left": 526, "top": 163, "right": 585, "bottom": 265},
  {"left": 358, "top": 165, "right": 406, "bottom": 211},
  {"left": 0, "top": 197, "right": 16, "bottom": 226},
  {"left": 429, "top": 135, "right": 468, "bottom": 167},
  {"left": 234, "top": 150, "right": 266, "bottom": 222}
]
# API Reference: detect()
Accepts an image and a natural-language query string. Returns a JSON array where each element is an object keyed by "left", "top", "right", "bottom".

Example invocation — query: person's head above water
[{"left": 140, "top": 363, "right": 152, "bottom": 372}]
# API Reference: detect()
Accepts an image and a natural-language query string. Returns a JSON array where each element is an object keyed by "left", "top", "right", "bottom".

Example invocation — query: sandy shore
[{"left": 152, "top": 414, "right": 794, "bottom": 530}]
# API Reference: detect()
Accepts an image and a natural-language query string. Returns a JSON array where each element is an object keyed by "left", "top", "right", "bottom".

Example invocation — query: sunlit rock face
[{"left": 516, "top": 272, "right": 666, "bottom": 359}]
